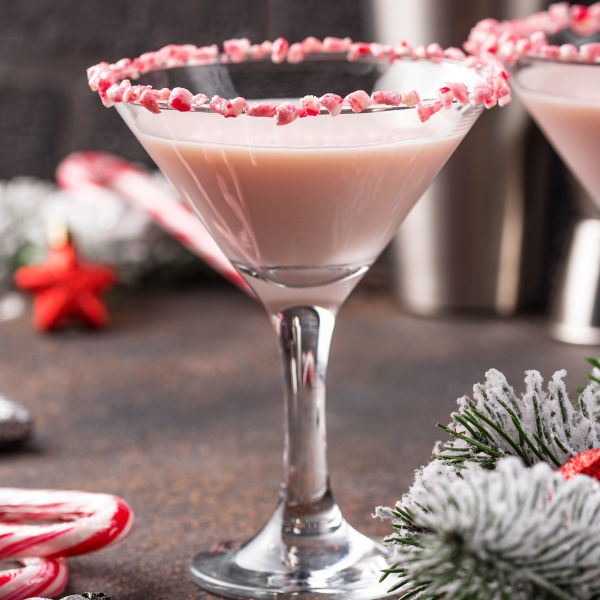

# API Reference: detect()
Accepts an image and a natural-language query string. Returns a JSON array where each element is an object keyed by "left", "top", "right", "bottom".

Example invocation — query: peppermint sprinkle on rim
[
  {"left": 87, "top": 36, "right": 511, "bottom": 125},
  {"left": 466, "top": 2, "right": 600, "bottom": 65}
]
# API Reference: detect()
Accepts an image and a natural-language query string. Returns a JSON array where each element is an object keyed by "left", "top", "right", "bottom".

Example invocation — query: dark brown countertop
[{"left": 0, "top": 286, "right": 594, "bottom": 600}]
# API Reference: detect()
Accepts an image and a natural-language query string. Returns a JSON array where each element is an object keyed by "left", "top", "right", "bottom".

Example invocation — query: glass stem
[{"left": 274, "top": 306, "right": 337, "bottom": 522}]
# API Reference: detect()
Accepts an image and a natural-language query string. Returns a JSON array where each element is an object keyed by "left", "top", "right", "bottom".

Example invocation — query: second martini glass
[
  {"left": 511, "top": 57, "right": 600, "bottom": 208},
  {"left": 510, "top": 56, "right": 600, "bottom": 342},
  {"left": 114, "top": 54, "right": 485, "bottom": 599}
]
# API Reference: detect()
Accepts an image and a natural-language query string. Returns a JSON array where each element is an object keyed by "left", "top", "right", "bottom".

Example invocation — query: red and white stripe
[
  {"left": 55, "top": 151, "right": 254, "bottom": 297},
  {"left": 0, "top": 488, "right": 134, "bottom": 560},
  {"left": 0, "top": 558, "right": 68, "bottom": 600},
  {"left": 0, "top": 488, "right": 133, "bottom": 600}
]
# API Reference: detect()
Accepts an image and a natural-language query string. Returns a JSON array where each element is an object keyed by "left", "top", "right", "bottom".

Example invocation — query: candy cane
[
  {"left": 0, "top": 489, "right": 133, "bottom": 600},
  {"left": 0, "top": 489, "right": 134, "bottom": 560},
  {"left": 55, "top": 151, "right": 254, "bottom": 297},
  {"left": 0, "top": 558, "right": 68, "bottom": 600}
]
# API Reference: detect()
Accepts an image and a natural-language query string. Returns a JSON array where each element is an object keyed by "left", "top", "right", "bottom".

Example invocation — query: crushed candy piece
[
  {"left": 277, "top": 102, "right": 303, "bottom": 126},
  {"left": 168, "top": 87, "right": 193, "bottom": 112},
  {"left": 287, "top": 43, "right": 305, "bottom": 64},
  {"left": 371, "top": 91, "right": 401, "bottom": 106},
  {"left": 416, "top": 101, "right": 443, "bottom": 123},
  {"left": 437, "top": 86, "right": 454, "bottom": 108},
  {"left": 209, "top": 96, "right": 246, "bottom": 118},
  {"left": 272, "top": 38, "right": 289, "bottom": 64},
  {"left": 192, "top": 93, "right": 209, "bottom": 108},
  {"left": 402, "top": 90, "right": 420, "bottom": 108},
  {"left": 470, "top": 82, "right": 494, "bottom": 105},
  {"left": 301, "top": 95, "right": 321, "bottom": 116},
  {"left": 246, "top": 102, "right": 277, "bottom": 118},
  {"left": 301, "top": 37, "right": 324, "bottom": 53},
  {"left": 224, "top": 38, "right": 251, "bottom": 63},
  {"left": 348, "top": 42, "right": 371, "bottom": 61},
  {"left": 345, "top": 90, "right": 373, "bottom": 113},
  {"left": 445, "top": 82, "right": 469, "bottom": 106},
  {"left": 319, "top": 93, "right": 344, "bottom": 117},
  {"left": 140, "top": 90, "right": 161, "bottom": 114},
  {"left": 322, "top": 37, "right": 352, "bottom": 52}
]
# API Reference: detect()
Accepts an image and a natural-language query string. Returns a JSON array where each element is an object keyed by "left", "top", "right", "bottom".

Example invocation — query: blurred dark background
[
  {"left": 0, "top": 0, "right": 597, "bottom": 318},
  {"left": 0, "top": 0, "right": 374, "bottom": 180}
]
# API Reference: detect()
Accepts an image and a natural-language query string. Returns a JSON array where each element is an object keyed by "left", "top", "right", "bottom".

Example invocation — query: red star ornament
[
  {"left": 14, "top": 241, "right": 116, "bottom": 331},
  {"left": 559, "top": 448, "right": 600, "bottom": 481}
]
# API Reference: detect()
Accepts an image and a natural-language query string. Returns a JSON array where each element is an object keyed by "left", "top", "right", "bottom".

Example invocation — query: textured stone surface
[{"left": 0, "top": 286, "right": 593, "bottom": 599}]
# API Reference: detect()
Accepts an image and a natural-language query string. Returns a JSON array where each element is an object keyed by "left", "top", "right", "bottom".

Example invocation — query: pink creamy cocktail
[
  {"left": 514, "top": 62, "right": 600, "bottom": 206},
  {"left": 88, "top": 35, "right": 508, "bottom": 599},
  {"left": 130, "top": 108, "right": 467, "bottom": 290}
]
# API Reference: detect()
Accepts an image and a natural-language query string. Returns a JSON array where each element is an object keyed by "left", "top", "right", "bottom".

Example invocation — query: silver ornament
[{"left": 0, "top": 396, "right": 33, "bottom": 444}]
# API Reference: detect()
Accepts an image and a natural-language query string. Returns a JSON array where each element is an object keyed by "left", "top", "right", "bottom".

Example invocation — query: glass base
[{"left": 190, "top": 500, "right": 396, "bottom": 600}]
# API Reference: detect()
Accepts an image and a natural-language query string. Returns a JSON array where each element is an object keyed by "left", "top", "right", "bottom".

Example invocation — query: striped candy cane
[
  {"left": 0, "top": 489, "right": 134, "bottom": 600},
  {"left": 0, "top": 558, "right": 67, "bottom": 600},
  {"left": 0, "top": 489, "right": 134, "bottom": 559},
  {"left": 55, "top": 151, "right": 254, "bottom": 297}
]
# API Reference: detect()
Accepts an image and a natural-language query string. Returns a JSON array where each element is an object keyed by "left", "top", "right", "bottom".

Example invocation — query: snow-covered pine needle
[
  {"left": 382, "top": 458, "right": 600, "bottom": 600},
  {"left": 384, "top": 370, "right": 600, "bottom": 531},
  {"left": 375, "top": 367, "right": 600, "bottom": 597},
  {"left": 434, "top": 369, "right": 600, "bottom": 471}
]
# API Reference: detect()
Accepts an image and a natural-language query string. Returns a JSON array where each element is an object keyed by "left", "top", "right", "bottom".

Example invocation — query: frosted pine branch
[
  {"left": 388, "top": 370, "right": 600, "bottom": 525},
  {"left": 381, "top": 458, "right": 600, "bottom": 600},
  {"left": 375, "top": 368, "right": 600, "bottom": 582},
  {"left": 434, "top": 368, "right": 600, "bottom": 470}
]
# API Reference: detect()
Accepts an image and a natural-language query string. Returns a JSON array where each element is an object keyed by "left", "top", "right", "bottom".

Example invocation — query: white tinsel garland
[{"left": 0, "top": 176, "right": 197, "bottom": 289}]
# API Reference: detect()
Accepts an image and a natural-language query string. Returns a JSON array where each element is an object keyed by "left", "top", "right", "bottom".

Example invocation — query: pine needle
[
  {"left": 383, "top": 460, "right": 600, "bottom": 600},
  {"left": 376, "top": 362, "right": 600, "bottom": 600}
]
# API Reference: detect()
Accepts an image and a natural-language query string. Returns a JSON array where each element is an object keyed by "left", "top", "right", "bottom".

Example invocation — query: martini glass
[
  {"left": 510, "top": 57, "right": 600, "bottom": 342},
  {"left": 115, "top": 54, "right": 484, "bottom": 599},
  {"left": 511, "top": 57, "right": 600, "bottom": 207}
]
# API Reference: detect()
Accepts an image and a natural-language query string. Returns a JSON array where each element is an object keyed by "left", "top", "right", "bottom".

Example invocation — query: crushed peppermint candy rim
[
  {"left": 466, "top": 2, "right": 600, "bottom": 65},
  {"left": 87, "top": 36, "right": 511, "bottom": 125}
]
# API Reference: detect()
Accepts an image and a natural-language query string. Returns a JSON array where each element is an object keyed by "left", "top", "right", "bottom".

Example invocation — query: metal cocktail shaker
[
  {"left": 548, "top": 182, "right": 600, "bottom": 345},
  {"left": 373, "top": 0, "right": 547, "bottom": 316}
]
